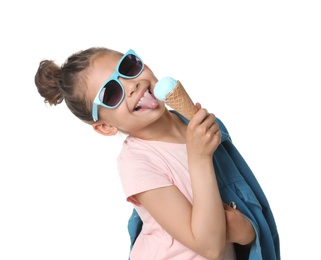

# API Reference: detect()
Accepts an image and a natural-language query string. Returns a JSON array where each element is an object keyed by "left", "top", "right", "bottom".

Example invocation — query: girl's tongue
[{"left": 137, "top": 91, "right": 158, "bottom": 109}]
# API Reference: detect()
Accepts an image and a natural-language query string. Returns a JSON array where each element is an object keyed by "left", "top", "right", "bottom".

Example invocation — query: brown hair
[{"left": 34, "top": 47, "right": 122, "bottom": 124}]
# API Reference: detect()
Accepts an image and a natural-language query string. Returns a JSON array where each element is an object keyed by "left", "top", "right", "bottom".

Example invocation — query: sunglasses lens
[
  {"left": 119, "top": 54, "right": 143, "bottom": 77},
  {"left": 96, "top": 52, "right": 143, "bottom": 112},
  {"left": 101, "top": 80, "right": 123, "bottom": 107}
]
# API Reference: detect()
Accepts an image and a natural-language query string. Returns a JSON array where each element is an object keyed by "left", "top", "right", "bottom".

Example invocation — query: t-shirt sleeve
[{"left": 117, "top": 148, "right": 173, "bottom": 206}]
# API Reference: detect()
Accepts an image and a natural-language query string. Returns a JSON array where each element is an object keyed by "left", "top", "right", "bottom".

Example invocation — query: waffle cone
[{"left": 165, "top": 80, "right": 197, "bottom": 120}]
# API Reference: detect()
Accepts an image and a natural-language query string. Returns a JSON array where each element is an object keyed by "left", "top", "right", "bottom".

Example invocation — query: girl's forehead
[
  {"left": 91, "top": 53, "right": 121, "bottom": 78},
  {"left": 92, "top": 52, "right": 121, "bottom": 68}
]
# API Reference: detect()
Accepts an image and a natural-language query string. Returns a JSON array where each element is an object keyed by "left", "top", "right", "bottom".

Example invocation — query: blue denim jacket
[{"left": 127, "top": 111, "right": 280, "bottom": 260}]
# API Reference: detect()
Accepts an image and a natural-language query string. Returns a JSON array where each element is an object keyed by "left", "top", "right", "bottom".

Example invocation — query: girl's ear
[{"left": 92, "top": 122, "right": 118, "bottom": 136}]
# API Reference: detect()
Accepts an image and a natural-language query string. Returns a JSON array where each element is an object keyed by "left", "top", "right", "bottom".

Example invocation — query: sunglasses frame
[{"left": 92, "top": 49, "right": 144, "bottom": 122}]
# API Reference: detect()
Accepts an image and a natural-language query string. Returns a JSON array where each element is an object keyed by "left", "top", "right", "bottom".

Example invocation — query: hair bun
[{"left": 35, "top": 60, "right": 63, "bottom": 105}]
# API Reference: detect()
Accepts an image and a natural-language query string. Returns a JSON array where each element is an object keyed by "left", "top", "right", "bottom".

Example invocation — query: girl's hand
[
  {"left": 186, "top": 103, "right": 221, "bottom": 159},
  {"left": 223, "top": 203, "right": 256, "bottom": 245}
]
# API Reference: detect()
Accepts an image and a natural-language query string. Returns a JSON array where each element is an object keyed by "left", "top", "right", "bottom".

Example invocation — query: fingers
[
  {"left": 195, "top": 102, "right": 202, "bottom": 110},
  {"left": 190, "top": 107, "right": 215, "bottom": 126},
  {"left": 188, "top": 107, "right": 220, "bottom": 141},
  {"left": 186, "top": 105, "right": 221, "bottom": 155},
  {"left": 208, "top": 119, "right": 220, "bottom": 134}
]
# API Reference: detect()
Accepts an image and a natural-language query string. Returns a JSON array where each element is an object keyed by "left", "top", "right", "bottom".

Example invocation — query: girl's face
[{"left": 87, "top": 52, "right": 166, "bottom": 136}]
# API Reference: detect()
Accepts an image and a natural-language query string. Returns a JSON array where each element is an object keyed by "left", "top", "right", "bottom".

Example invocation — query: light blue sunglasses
[{"left": 92, "top": 49, "right": 144, "bottom": 122}]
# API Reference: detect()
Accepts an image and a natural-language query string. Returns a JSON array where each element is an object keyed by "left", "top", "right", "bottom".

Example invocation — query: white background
[{"left": 1, "top": 0, "right": 320, "bottom": 259}]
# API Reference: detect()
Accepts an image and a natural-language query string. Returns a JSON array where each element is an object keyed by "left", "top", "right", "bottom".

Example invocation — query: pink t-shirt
[{"left": 118, "top": 136, "right": 236, "bottom": 260}]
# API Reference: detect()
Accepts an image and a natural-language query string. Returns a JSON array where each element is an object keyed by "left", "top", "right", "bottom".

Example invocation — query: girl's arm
[
  {"left": 224, "top": 203, "right": 256, "bottom": 245},
  {"left": 136, "top": 107, "right": 226, "bottom": 260}
]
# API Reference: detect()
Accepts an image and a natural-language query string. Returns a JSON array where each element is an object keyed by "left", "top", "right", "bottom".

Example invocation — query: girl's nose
[{"left": 121, "top": 78, "right": 139, "bottom": 97}]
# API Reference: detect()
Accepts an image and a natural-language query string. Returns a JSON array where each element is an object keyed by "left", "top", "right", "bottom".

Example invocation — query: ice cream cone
[{"left": 165, "top": 80, "right": 197, "bottom": 120}]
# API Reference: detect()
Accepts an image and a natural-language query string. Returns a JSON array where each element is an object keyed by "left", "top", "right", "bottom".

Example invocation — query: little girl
[{"left": 35, "top": 47, "right": 279, "bottom": 259}]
